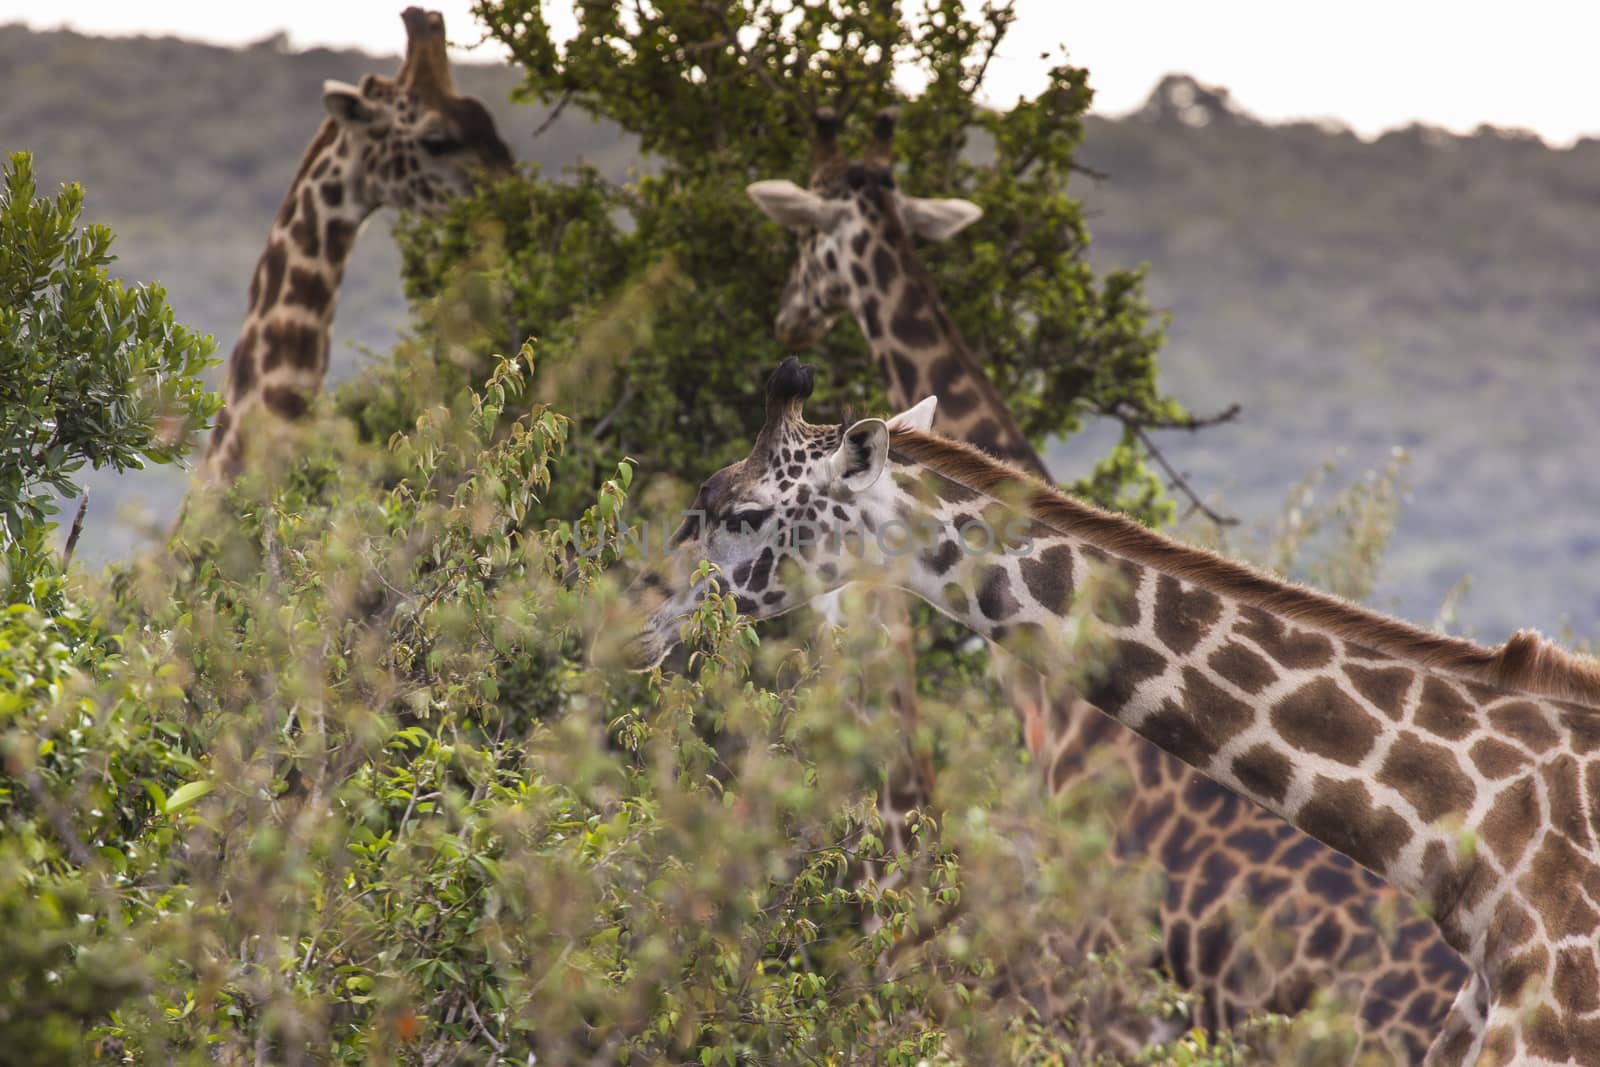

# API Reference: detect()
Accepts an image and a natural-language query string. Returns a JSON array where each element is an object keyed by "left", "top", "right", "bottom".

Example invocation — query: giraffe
[
  {"left": 200, "top": 6, "right": 513, "bottom": 483},
  {"left": 745, "top": 113, "right": 1470, "bottom": 1056},
  {"left": 625, "top": 357, "right": 1600, "bottom": 1066}
]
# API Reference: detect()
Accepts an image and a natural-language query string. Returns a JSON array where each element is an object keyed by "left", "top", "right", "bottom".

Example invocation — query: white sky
[{"left": 8, "top": 0, "right": 1600, "bottom": 144}]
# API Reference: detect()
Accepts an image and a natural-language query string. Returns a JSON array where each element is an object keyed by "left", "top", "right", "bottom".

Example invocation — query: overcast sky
[{"left": 8, "top": 0, "right": 1600, "bottom": 144}]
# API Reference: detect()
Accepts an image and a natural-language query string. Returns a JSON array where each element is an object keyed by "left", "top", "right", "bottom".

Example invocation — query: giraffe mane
[
  {"left": 280, "top": 119, "right": 340, "bottom": 218},
  {"left": 886, "top": 427, "right": 1600, "bottom": 707}
]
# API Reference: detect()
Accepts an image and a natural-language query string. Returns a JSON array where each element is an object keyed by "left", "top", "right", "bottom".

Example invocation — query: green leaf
[{"left": 162, "top": 779, "right": 214, "bottom": 815}]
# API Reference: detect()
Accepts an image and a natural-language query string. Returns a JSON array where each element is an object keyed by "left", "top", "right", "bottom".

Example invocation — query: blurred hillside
[
  {"left": 2, "top": 27, "right": 1594, "bottom": 641},
  {"left": 1, "top": 22, "right": 632, "bottom": 559},
  {"left": 1068, "top": 74, "right": 1599, "bottom": 643}
]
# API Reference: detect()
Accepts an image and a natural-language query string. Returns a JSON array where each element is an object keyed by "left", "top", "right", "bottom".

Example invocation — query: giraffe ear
[
  {"left": 830, "top": 418, "right": 890, "bottom": 492},
  {"left": 324, "top": 80, "right": 381, "bottom": 127},
  {"left": 900, "top": 195, "right": 983, "bottom": 241},
  {"left": 886, "top": 396, "right": 938, "bottom": 433},
  {"left": 747, "top": 180, "right": 848, "bottom": 232}
]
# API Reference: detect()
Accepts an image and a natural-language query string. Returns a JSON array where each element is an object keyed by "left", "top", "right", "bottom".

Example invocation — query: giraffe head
[
  {"left": 320, "top": 7, "right": 513, "bottom": 215},
  {"left": 746, "top": 109, "right": 983, "bottom": 349},
  {"left": 623, "top": 358, "right": 935, "bottom": 669}
]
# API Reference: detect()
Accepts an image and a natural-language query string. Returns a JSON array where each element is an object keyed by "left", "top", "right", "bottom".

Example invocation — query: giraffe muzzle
[{"left": 775, "top": 307, "right": 829, "bottom": 350}]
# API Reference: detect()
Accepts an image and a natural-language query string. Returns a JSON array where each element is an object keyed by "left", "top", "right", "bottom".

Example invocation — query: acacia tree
[{"left": 396, "top": 0, "right": 1205, "bottom": 523}]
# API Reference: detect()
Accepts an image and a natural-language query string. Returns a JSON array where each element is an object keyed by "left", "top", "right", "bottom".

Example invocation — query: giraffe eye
[
  {"left": 419, "top": 133, "right": 460, "bottom": 155},
  {"left": 725, "top": 508, "right": 773, "bottom": 534}
]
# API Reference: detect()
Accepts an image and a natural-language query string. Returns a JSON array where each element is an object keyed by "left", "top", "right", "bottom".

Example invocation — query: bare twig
[
  {"left": 960, "top": 1, "right": 1015, "bottom": 98},
  {"left": 61, "top": 491, "right": 89, "bottom": 567},
  {"left": 589, "top": 380, "right": 639, "bottom": 440},
  {"left": 262, "top": 521, "right": 283, "bottom": 585},
  {"left": 530, "top": 88, "right": 574, "bottom": 140},
  {"left": 1114, "top": 400, "right": 1241, "bottom": 432},
  {"left": 1124, "top": 420, "right": 1238, "bottom": 528},
  {"left": 462, "top": 993, "right": 506, "bottom": 1054},
  {"left": 703, "top": 2, "right": 805, "bottom": 118},
  {"left": 1070, "top": 159, "right": 1110, "bottom": 182}
]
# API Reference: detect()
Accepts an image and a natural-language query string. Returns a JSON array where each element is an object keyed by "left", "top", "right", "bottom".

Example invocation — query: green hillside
[{"left": 3, "top": 27, "right": 1594, "bottom": 641}]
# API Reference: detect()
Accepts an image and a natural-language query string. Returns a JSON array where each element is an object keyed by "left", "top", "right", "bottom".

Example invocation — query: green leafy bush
[{"left": 0, "top": 151, "right": 216, "bottom": 579}]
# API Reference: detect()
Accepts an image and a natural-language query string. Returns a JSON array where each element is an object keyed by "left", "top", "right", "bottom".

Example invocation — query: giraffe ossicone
[
  {"left": 200, "top": 5, "right": 513, "bottom": 484},
  {"left": 627, "top": 357, "right": 1600, "bottom": 1066}
]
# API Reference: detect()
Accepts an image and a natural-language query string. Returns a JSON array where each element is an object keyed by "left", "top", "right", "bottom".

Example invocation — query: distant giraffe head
[
  {"left": 746, "top": 109, "right": 982, "bottom": 350},
  {"left": 200, "top": 6, "right": 512, "bottom": 483},
  {"left": 321, "top": 7, "right": 513, "bottom": 214}
]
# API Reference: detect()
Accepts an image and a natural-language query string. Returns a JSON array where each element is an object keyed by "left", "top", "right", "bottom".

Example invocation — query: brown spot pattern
[
  {"left": 1469, "top": 737, "right": 1531, "bottom": 779},
  {"left": 1236, "top": 607, "right": 1335, "bottom": 669},
  {"left": 285, "top": 267, "right": 333, "bottom": 311},
  {"left": 326, "top": 218, "right": 357, "bottom": 262},
  {"left": 254, "top": 241, "right": 287, "bottom": 311},
  {"left": 1208, "top": 641, "right": 1277, "bottom": 694},
  {"left": 1086, "top": 639, "right": 1168, "bottom": 715},
  {"left": 227, "top": 329, "right": 257, "bottom": 400},
  {"left": 1375, "top": 732, "right": 1475, "bottom": 823},
  {"left": 1589, "top": 761, "right": 1600, "bottom": 845},
  {"left": 1296, "top": 776, "right": 1414, "bottom": 874},
  {"left": 1017, "top": 543, "right": 1073, "bottom": 615},
  {"left": 1230, "top": 743, "right": 1294, "bottom": 804},
  {"left": 1414, "top": 677, "right": 1476, "bottom": 740},
  {"left": 1554, "top": 947, "right": 1600, "bottom": 1012},
  {"left": 289, "top": 186, "right": 321, "bottom": 256},
  {"left": 261, "top": 385, "right": 309, "bottom": 419},
  {"left": 1137, "top": 667, "right": 1255, "bottom": 762},
  {"left": 1083, "top": 551, "right": 1142, "bottom": 626},
  {"left": 260, "top": 322, "right": 325, "bottom": 374},
  {"left": 976, "top": 565, "right": 1019, "bottom": 621},
  {"left": 1520, "top": 833, "right": 1600, "bottom": 939},
  {"left": 1478, "top": 775, "right": 1538, "bottom": 869},
  {"left": 1496, "top": 945, "right": 1550, "bottom": 1002},
  {"left": 1541, "top": 755, "right": 1590, "bottom": 847},
  {"left": 1344, "top": 663, "right": 1414, "bottom": 720},
  {"left": 1559, "top": 707, "right": 1600, "bottom": 754},
  {"left": 1271, "top": 677, "right": 1383, "bottom": 764},
  {"left": 1153, "top": 575, "right": 1222, "bottom": 656},
  {"left": 1487, "top": 701, "right": 1560, "bottom": 753}
]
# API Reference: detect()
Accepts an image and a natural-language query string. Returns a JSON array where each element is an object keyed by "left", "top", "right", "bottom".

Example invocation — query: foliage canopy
[{"left": 404, "top": 0, "right": 1186, "bottom": 523}]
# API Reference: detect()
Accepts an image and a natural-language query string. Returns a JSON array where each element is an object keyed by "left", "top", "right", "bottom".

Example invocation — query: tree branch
[
  {"left": 61, "top": 491, "right": 89, "bottom": 568},
  {"left": 1071, "top": 159, "right": 1110, "bottom": 182},
  {"left": 1114, "top": 400, "right": 1241, "bottom": 432},
  {"left": 702, "top": 3, "right": 807, "bottom": 120},
  {"left": 960, "top": 1, "right": 1015, "bottom": 99},
  {"left": 530, "top": 88, "right": 575, "bottom": 141},
  {"left": 589, "top": 380, "right": 639, "bottom": 441},
  {"left": 1123, "top": 419, "right": 1238, "bottom": 528}
]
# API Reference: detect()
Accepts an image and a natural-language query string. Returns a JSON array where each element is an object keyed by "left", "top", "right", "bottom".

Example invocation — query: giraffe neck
[
  {"left": 845, "top": 215, "right": 1045, "bottom": 478},
  {"left": 860, "top": 430, "right": 1600, "bottom": 961},
  {"left": 842, "top": 202, "right": 1114, "bottom": 786},
  {"left": 203, "top": 120, "right": 374, "bottom": 480}
]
